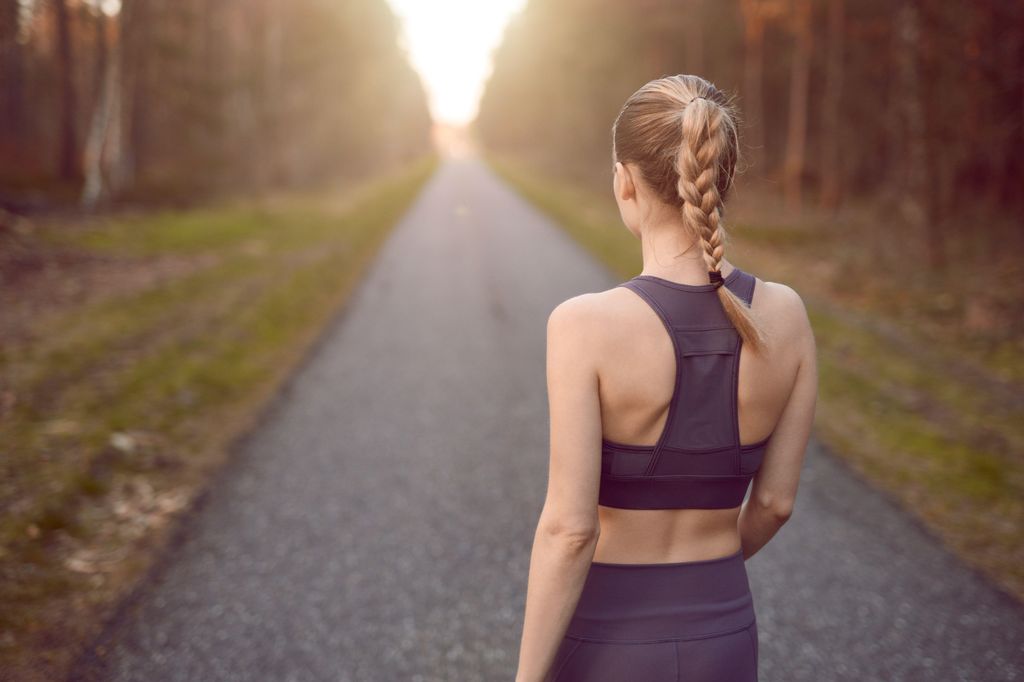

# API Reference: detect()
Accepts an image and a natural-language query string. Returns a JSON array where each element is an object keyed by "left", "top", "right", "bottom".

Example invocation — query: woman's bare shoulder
[
  {"left": 550, "top": 283, "right": 640, "bottom": 316},
  {"left": 754, "top": 278, "right": 814, "bottom": 346},
  {"left": 547, "top": 290, "right": 607, "bottom": 334},
  {"left": 547, "top": 285, "right": 642, "bottom": 342}
]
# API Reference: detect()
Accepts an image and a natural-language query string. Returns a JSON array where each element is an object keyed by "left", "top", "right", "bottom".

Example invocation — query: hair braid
[
  {"left": 613, "top": 75, "right": 767, "bottom": 352},
  {"left": 677, "top": 98, "right": 727, "bottom": 278},
  {"left": 677, "top": 95, "right": 766, "bottom": 352}
]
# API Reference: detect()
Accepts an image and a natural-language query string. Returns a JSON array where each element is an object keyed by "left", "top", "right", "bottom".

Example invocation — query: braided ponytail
[
  {"left": 613, "top": 75, "right": 766, "bottom": 353},
  {"left": 677, "top": 96, "right": 766, "bottom": 353}
]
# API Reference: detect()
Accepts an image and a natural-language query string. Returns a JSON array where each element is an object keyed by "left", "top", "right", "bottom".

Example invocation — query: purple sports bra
[{"left": 598, "top": 266, "right": 770, "bottom": 510}]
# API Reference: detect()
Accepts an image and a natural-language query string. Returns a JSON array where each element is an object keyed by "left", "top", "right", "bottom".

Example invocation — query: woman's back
[
  {"left": 587, "top": 260, "right": 815, "bottom": 563},
  {"left": 516, "top": 74, "right": 818, "bottom": 682}
]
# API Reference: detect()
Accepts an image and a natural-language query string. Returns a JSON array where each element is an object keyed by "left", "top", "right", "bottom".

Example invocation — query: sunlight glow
[{"left": 388, "top": 0, "right": 527, "bottom": 126}]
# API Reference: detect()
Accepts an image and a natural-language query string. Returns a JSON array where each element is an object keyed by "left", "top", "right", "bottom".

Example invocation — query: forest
[
  {"left": 478, "top": 0, "right": 1024, "bottom": 274},
  {"left": 0, "top": 0, "right": 432, "bottom": 209}
]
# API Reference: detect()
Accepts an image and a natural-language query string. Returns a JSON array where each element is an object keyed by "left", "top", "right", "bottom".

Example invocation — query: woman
[{"left": 514, "top": 74, "right": 818, "bottom": 682}]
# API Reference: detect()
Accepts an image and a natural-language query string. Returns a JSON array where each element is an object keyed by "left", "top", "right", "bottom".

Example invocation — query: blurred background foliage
[
  {"left": 0, "top": 0, "right": 432, "bottom": 209},
  {"left": 478, "top": 0, "right": 1024, "bottom": 276}
]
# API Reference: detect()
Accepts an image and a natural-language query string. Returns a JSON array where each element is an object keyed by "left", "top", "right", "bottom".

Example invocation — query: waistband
[{"left": 565, "top": 548, "right": 754, "bottom": 643}]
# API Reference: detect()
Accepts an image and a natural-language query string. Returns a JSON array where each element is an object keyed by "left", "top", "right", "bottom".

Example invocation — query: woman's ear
[
  {"left": 613, "top": 161, "right": 642, "bottom": 238},
  {"left": 613, "top": 162, "right": 635, "bottom": 202}
]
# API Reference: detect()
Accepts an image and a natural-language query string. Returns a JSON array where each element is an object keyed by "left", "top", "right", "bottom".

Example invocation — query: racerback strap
[{"left": 616, "top": 269, "right": 756, "bottom": 476}]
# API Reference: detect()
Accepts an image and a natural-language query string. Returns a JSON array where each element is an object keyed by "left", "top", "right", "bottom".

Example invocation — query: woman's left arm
[{"left": 515, "top": 296, "right": 604, "bottom": 682}]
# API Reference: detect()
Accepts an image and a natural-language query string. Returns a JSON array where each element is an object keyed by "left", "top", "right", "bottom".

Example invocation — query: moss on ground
[{"left": 0, "top": 153, "right": 438, "bottom": 680}]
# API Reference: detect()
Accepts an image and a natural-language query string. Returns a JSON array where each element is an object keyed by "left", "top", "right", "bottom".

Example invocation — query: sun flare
[{"left": 387, "top": 0, "right": 527, "bottom": 126}]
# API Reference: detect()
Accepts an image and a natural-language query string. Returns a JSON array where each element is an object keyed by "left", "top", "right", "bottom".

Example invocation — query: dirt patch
[{"left": 0, "top": 221, "right": 221, "bottom": 346}]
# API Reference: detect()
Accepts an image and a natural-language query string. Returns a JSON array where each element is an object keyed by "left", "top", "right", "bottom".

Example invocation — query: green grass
[
  {"left": 0, "top": 153, "right": 439, "bottom": 680},
  {"left": 484, "top": 150, "right": 1024, "bottom": 602},
  {"left": 811, "top": 307, "right": 1016, "bottom": 498}
]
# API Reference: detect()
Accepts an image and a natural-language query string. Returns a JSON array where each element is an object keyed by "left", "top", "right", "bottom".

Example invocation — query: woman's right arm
[{"left": 738, "top": 285, "right": 818, "bottom": 559}]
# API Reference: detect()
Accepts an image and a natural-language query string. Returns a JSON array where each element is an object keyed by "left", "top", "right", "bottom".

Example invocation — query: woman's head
[{"left": 611, "top": 74, "right": 764, "bottom": 351}]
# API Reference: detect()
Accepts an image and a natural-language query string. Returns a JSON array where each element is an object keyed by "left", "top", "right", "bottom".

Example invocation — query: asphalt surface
[{"left": 72, "top": 154, "right": 1024, "bottom": 681}]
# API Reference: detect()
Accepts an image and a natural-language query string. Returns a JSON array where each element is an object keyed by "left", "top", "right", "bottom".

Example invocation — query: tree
[
  {"left": 739, "top": 0, "right": 785, "bottom": 177},
  {"left": 54, "top": 0, "right": 81, "bottom": 181},
  {"left": 781, "top": 0, "right": 812, "bottom": 212},
  {"left": 0, "top": 0, "right": 25, "bottom": 165},
  {"left": 818, "top": 0, "right": 844, "bottom": 210}
]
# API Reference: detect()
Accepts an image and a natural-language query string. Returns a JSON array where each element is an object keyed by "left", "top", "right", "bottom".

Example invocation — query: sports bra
[{"left": 598, "top": 266, "right": 771, "bottom": 510}]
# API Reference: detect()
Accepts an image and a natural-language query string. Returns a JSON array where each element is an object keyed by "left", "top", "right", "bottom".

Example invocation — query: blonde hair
[{"left": 612, "top": 74, "right": 766, "bottom": 353}]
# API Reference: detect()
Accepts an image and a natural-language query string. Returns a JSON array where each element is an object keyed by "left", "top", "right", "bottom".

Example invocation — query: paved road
[{"left": 72, "top": 154, "right": 1024, "bottom": 681}]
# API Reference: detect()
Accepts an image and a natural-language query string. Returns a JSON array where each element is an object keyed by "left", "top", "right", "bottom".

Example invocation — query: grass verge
[
  {"left": 0, "top": 153, "right": 439, "bottom": 681},
  {"left": 484, "top": 151, "right": 1024, "bottom": 603}
]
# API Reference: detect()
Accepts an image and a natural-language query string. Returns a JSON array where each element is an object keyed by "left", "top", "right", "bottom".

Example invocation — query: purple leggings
[{"left": 545, "top": 548, "right": 758, "bottom": 681}]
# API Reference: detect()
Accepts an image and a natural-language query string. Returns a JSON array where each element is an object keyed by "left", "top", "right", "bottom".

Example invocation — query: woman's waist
[
  {"left": 566, "top": 547, "right": 755, "bottom": 642},
  {"left": 592, "top": 510, "right": 742, "bottom": 564}
]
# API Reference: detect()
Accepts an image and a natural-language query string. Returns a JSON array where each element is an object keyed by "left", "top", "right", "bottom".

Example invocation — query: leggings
[{"left": 545, "top": 548, "right": 758, "bottom": 682}]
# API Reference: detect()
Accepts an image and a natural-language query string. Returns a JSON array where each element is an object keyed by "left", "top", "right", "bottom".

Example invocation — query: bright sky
[{"left": 387, "top": 0, "right": 527, "bottom": 126}]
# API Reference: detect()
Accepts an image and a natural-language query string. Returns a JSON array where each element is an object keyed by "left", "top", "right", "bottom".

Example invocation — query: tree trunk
[
  {"left": 110, "top": 0, "right": 145, "bottom": 194},
  {"left": 782, "top": 0, "right": 812, "bottom": 213},
  {"left": 81, "top": 11, "right": 119, "bottom": 210},
  {"left": 92, "top": 5, "right": 108, "bottom": 98},
  {"left": 818, "top": 0, "right": 844, "bottom": 211},
  {"left": 0, "top": 0, "right": 24, "bottom": 163},
  {"left": 55, "top": 0, "right": 81, "bottom": 181},
  {"left": 740, "top": 0, "right": 766, "bottom": 175},
  {"left": 260, "top": 0, "right": 285, "bottom": 187},
  {"left": 685, "top": 0, "right": 704, "bottom": 74},
  {"left": 1014, "top": 9, "right": 1024, "bottom": 215},
  {"left": 917, "top": 3, "right": 945, "bottom": 271},
  {"left": 896, "top": 0, "right": 943, "bottom": 270}
]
